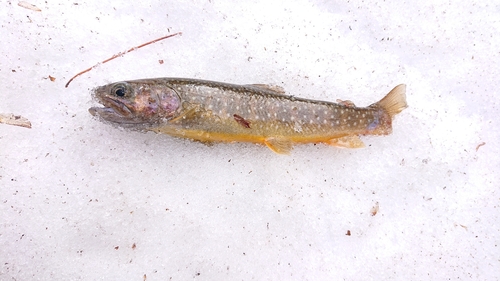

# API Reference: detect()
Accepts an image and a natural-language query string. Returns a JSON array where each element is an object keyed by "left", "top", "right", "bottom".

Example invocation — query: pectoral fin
[
  {"left": 169, "top": 103, "right": 201, "bottom": 123},
  {"left": 327, "top": 135, "right": 365, "bottom": 148},
  {"left": 264, "top": 137, "right": 293, "bottom": 154}
]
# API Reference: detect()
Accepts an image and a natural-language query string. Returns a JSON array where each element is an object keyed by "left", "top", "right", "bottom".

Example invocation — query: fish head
[{"left": 89, "top": 81, "right": 181, "bottom": 128}]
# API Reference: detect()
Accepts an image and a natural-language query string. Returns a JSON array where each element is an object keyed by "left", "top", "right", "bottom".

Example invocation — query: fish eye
[
  {"left": 115, "top": 88, "right": 125, "bottom": 97},
  {"left": 112, "top": 84, "right": 127, "bottom": 97}
]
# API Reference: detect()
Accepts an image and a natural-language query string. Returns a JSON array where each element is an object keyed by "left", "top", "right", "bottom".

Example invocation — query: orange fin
[
  {"left": 264, "top": 137, "right": 292, "bottom": 154},
  {"left": 373, "top": 84, "right": 408, "bottom": 118},
  {"left": 327, "top": 135, "right": 365, "bottom": 148},
  {"left": 247, "top": 84, "right": 286, "bottom": 95}
]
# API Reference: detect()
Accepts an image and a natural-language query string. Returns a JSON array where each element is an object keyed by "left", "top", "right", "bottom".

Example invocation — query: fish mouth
[{"left": 89, "top": 97, "right": 143, "bottom": 124}]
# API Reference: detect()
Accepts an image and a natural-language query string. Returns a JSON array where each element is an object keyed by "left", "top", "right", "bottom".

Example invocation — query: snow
[{"left": 1, "top": 0, "right": 499, "bottom": 280}]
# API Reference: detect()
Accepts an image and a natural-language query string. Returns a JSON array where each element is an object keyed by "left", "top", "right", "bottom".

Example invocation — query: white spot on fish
[{"left": 294, "top": 122, "right": 303, "bottom": 133}]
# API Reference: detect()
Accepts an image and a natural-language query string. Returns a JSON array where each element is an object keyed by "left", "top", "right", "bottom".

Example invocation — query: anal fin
[
  {"left": 264, "top": 137, "right": 293, "bottom": 154},
  {"left": 327, "top": 135, "right": 365, "bottom": 148}
]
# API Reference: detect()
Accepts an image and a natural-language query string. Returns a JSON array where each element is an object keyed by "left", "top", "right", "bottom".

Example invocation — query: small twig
[
  {"left": 65, "top": 32, "right": 182, "bottom": 88},
  {"left": 0, "top": 113, "right": 32, "bottom": 128},
  {"left": 18, "top": 1, "right": 42, "bottom": 12},
  {"left": 475, "top": 142, "right": 486, "bottom": 152}
]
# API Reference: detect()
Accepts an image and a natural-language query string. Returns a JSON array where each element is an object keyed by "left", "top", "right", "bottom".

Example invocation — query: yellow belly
[{"left": 152, "top": 125, "right": 363, "bottom": 154}]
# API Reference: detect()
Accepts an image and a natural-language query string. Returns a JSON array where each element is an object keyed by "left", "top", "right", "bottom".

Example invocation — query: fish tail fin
[{"left": 373, "top": 84, "right": 407, "bottom": 118}]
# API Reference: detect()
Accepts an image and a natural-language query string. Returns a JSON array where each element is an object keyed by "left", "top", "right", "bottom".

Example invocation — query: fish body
[{"left": 90, "top": 78, "right": 407, "bottom": 154}]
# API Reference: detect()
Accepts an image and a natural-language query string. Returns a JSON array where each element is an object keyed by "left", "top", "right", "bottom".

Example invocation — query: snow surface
[{"left": 1, "top": 0, "right": 499, "bottom": 280}]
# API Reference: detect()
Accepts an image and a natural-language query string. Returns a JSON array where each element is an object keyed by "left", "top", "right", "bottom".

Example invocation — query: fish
[{"left": 89, "top": 78, "right": 407, "bottom": 154}]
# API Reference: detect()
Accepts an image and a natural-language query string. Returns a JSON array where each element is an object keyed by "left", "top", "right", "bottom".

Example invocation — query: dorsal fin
[{"left": 246, "top": 84, "right": 286, "bottom": 95}]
